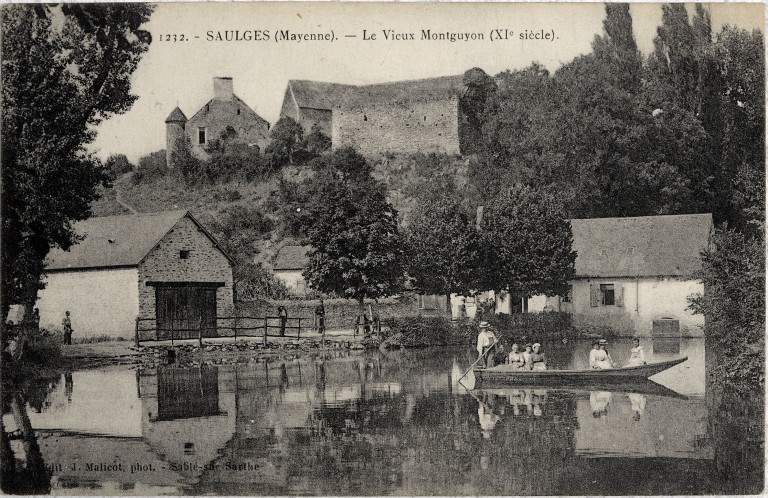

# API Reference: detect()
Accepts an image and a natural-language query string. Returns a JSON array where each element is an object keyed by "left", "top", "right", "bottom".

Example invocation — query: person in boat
[
  {"left": 590, "top": 391, "right": 612, "bottom": 418},
  {"left": 476, "top": 321, "right": 494, "bottom": 368},
  {"left": 507, "top": 343, "right": 527, "bottom": 370},
  {"left": 493, "top": 342, "right": 508, "bottom": 365},
  {"left": 529, "top": 343, "right": 547, "bottom": 370},
  {"left": 589, "top": 338, "right": 615, "bottom": 369},
  {"left": 626, "top": 337, "right": 647, "bottom": 366},
  {"left": 522, "top": 343, "right": 533, "bottom": 368}
]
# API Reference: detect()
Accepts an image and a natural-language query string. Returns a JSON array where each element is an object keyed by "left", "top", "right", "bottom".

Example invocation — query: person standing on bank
[
  {"left": 277, "top": 306, "right": 288, "bottom": 336},
  {"left": 315, "top": 299, "right": 325, "bottom": 334},
  {"left": 62, "top": 311, "right": 72, "bottom": 345}
]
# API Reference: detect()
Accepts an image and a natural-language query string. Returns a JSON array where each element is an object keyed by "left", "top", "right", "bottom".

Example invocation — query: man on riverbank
[
  {"left": 62, "top": 311, "right": 72, "bottom": 345},
  {"left": 315, "top": 299, "right": 325, "bottom": 334}
]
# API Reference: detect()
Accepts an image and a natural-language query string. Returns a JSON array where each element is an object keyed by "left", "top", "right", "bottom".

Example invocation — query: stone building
[
  {"left": 279, "top": 70, "right": 492, "bottom": 156},
  {"left": 37, "top": 210, "right": 235, "bottom": 340},
  {"left": 165, "top": 77, "right": 270, "bottom": 167}
]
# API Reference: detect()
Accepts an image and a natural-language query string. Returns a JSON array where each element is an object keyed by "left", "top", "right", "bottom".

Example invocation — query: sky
[{"left": 87, "top": 2, "right": 764, "bottom": 163}]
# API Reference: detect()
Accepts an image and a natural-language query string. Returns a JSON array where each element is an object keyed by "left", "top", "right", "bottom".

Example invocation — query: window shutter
[
  {"left": 616, "top": 285, "right": 624, "bottom": 307},
  {"left": 590, "top": 284, "right": 599, "bottom": 307}
]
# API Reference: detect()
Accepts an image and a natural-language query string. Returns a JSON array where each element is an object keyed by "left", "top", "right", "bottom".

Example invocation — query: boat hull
[{"left": 474, "top": 356, "right": 687, "bottom": 385}]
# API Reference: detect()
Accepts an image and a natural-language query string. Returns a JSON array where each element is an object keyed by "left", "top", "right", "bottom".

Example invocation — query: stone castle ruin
[{"left": 167, "top": 69, "right": 494, "bottom": 163}]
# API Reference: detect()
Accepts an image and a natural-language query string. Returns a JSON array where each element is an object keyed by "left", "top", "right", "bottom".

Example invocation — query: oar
[{"left": 456, "top": 334, "right": 503, "bottom": 384}]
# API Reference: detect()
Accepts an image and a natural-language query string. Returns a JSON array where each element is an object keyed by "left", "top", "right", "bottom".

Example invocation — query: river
[{"left": 2, "top": 338, "right": 763, "bottom": 495}]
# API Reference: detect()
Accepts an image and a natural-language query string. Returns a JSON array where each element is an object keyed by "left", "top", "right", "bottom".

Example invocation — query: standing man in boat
[{"left": 476, "top": 321, "right": 494, "bottom": 368}]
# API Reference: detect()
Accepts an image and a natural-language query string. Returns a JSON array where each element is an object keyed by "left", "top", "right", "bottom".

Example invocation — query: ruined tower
[{"left": 164, "top": 106, "right": 187, "bottom": 168}]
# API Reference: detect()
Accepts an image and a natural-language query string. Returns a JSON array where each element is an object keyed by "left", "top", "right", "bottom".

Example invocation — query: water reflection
[{"left": 2, "top": 339, "right": 764, "bottom": 495}]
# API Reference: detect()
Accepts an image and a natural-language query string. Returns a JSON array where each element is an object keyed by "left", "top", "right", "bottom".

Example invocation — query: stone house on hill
[
  {"left": 272, "top": 245, "right": 312, "bottom": 296},
  {"left": 279, "top": 73, "right": 488, "bottom": 156},
  {"left": 166, "top": 77, "right": 270, "bottom": 167},
  {"left": 37, "top": 210, "right": 235, "bottom": 340},
  {"left": 526, "top": 213, "right": 714, "bottom": 337}
]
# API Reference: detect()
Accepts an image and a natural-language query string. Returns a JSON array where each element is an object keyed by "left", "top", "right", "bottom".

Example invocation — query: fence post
[
  {"left": 134, "top": 318, "right": 140, "bottom": 347},
  {"left": 298, "top": 318, "right": 301, "bottom": 339},
  {"left": 234, "top": 313, "right": 238, "bottom": 343},
  {"left": 263, "top": 316, "right": 268, "bottom": 347},
  {"left": 198, "top": 316, "right": 203, "bottom": 348}
]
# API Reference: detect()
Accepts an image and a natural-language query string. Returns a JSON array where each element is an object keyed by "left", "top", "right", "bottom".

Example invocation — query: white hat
[{"left": 479, "top": 321, "right": 490, "bottom": 328}]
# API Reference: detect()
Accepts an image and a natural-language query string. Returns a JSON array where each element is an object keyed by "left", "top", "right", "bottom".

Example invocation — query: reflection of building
[{"left": 37, "top": 210, "right": 235, "bottom": 340}]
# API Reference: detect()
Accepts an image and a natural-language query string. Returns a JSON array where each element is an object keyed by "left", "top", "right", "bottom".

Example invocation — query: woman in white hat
[
  {"left": 589, "top": 338, "right": 615, "bottom": 369},
  {"left": 529, "top": 343, "right": 547, "bottom": 370}
]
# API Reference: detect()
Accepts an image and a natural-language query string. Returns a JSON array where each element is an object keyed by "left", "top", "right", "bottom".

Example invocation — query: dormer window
[
  {"left": 237, "top": 108, "right": 241, "bottom": 115},
  {"left": 180, "top": 250, "right": 190, "bottom": 259},
  {"left": 198, "top": 127, "right": 206, "bottom": 145}
]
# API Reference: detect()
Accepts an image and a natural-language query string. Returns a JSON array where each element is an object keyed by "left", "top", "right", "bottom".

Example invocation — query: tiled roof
[
  {"left": 45, "top": 210, "right": 234, "bottom": 271},
  {"left": 273, "top": 245, "right": 311, "bottom": 271},
  {"left": 289, "top": 75, "right": 466, "bottom": 110},
  {"left": 165, "top": 107, "right": 187, "bottom": 123},
  {"left": 187, "top": 95, "right": 269, "bottom": 126},
  {"left": 571, "top": 213, "right": 713, "bottom": 278}
]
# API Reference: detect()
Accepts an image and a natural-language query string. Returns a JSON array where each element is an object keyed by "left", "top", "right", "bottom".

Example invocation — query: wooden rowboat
[{"left": 474, "top": 356, "right": 687, "bottom": 385}]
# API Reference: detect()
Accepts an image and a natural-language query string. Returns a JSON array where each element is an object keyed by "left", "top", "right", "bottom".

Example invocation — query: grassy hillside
[{"left": 90, "top": 152, "right": 475, "bottom": 268}]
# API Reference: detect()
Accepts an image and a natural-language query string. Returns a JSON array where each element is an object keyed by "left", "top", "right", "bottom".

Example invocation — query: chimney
[{"left": 213, "top": 77, "right": 234, "bottom": 100}]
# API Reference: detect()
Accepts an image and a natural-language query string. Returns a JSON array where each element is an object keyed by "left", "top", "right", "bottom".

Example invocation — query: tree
[
  {"left": 404, "top": 185, "right": 480, "bottom": 314},
  {"left": 1, "top": 4, "right": 153, "bottom": 324},
  {"left": 104, "top": 154, "right": 134, "bottom": 181},
  {"left": 266, "top": 116, "right": 304, "bottom": 166},
  {"left": 303, "top": 148, "right": 404, "bottom": 316},
  {"left": 477, "top": 185, "right": 576, "bottom": 301},
  {"left": 302, "top": 123, "right": 332, "bottom": 156}
]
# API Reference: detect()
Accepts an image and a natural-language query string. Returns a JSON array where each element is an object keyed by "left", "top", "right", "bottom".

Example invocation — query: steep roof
[
  {"left": 570, "top": 213, "right": 713, "bottom": 278},
  {"left": 187, "top": 95, "right": 269, "bottom": 126},
  {"left": 273, "top": 245, "right": 311, "bottom": 271},
  {"left": 288, "top": 75, "right": 465, "bottom": 110},
  {"left": 165, "top": 107, "right": 187, "bottom": 123},
  {"left": 45, "top": 210, "right": 235, "bottom": 271}
]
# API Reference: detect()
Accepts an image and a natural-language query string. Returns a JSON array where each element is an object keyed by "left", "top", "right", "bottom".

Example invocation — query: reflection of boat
[
  {"left": 475, "top": 380, "right": 688, "bottom": 400},
  {"left": 474, "top": 357, "right": 688, "bottom": 385}
]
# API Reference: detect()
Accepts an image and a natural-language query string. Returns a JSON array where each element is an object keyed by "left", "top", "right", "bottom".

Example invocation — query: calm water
[{"left": 3, "top": 338, "right": 764, "bottom": 495}]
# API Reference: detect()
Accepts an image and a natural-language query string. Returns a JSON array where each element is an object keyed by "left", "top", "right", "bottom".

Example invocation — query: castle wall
[{"left": 332, "top": 98, "right": 461, "bottom": 155}]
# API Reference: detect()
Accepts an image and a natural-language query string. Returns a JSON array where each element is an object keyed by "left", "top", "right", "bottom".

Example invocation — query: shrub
[
  {"left": 19, "top": 328, "right": 62, "bottom": 365},
  {"left": 104, "top": 154, "right": 134, "bottom": 181},
  {"left": 132, "top": 150, "right": 167, "bottom": 184}
]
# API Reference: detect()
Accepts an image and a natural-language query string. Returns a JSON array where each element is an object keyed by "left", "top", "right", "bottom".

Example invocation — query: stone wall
[
  {"left": 332, "top": 98, "right": 461, "bottom": 155},
  {"left": 138, "top": 215, "right": 234, "bottom": 322}
]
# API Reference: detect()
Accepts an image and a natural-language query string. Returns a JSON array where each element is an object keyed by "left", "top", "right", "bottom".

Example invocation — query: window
[
  {"left": 180, "top": 250, "right": 190, "bottom": 259},
  {"left": 198, "top": 127, "right": 206, "bottom": 145},
  {"left": 236, "top": 108, "right": 241, "bottom": 115},
  {"left": 600, "top": 284, "right": 615, "bottom": 306},
  {"left": 561, "top": 285, "right": 573, "bottom": 303},
  {"left": 363, "top": 115, "right": 368, "bottom": 121}
]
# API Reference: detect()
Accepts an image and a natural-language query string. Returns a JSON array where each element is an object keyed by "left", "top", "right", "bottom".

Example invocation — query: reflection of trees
[{"left": 1, "top": 393, "right": 51, "bottom": 493}]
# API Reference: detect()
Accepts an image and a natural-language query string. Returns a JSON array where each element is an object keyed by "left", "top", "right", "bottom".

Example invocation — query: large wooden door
[{"left": 156, "top": 286, "right": 218, "bottom": 340}]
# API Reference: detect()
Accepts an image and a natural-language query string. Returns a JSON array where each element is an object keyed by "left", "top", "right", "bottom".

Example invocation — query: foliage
[
  {"left": 104, "top": 154, "right": 134, "bottom": 181},
  {"left": 302, "top": 123, "right": 332, "bottom": 156},
  {"left": 303, "top": 147, "right": 404, "bottom": 309},
  {"left": 171, "top": 135, "right": 203, "bottom": 185},
  {"left": 1, "top": 4, "right": 153, "bottom": 326},
  {"left": 266, "top": 116, "right": 305, "bottom": 166},
  {"left": 404, "top": 181, "right": 480, "bottom": 303},
  {"left": 689, "top": 229, "right": 765, "bottom": 388},
  {"left": 385, "top": 316, "right": 475, "bottom": 347},
  {"left": 132, "top": 150, "right": 167, "bottom": 185},
  {"left": 478, "top": 185, "right": 576, "bottom": 299},
  {"left": 17, "top": 328, "right": 62, "bottom": 365},
  {"left": 271, "top": 176, "right": 315, "bottom": 238},
  {"left": 234, "top": 261, "right": 291, "bottom": 301}
]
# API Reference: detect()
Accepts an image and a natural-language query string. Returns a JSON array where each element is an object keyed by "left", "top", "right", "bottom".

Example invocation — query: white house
[
  {"left": 273, "top": 245, "right": 311, "bottom": 296},
  {"left": 37, "top": 210, "right": 235, "bottom": 340},
  {"left": 527, "top": 213, "right": 713, "bottom": 337}
]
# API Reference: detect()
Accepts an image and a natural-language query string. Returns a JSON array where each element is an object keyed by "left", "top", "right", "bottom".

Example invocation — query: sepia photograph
[{"left": 0, "top": 1, "right": 765, "bottom": 495}]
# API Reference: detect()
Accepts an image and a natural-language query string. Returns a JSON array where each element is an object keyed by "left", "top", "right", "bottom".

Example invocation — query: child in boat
[
  {"left": 626, "top": 337, "right": 647, "bottom": 366},
  {"left": 507, "top": 343, "right": 526, "bottom": 369},
  {"left": 589, "top": 338, "right": 615, "bottom": 369},
  {"left": 529, "top": 343, "right": 547, "bottom": 370}
]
